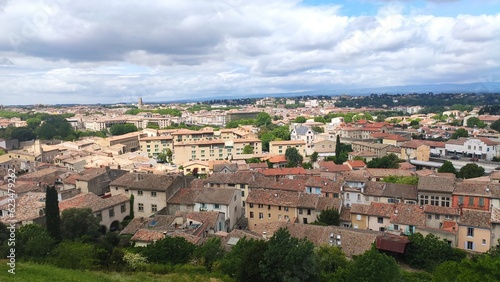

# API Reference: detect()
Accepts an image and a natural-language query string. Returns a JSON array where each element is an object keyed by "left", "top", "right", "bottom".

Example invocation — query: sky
[{"left": 0, "top": 0, "right": 499, "bottom": 105}]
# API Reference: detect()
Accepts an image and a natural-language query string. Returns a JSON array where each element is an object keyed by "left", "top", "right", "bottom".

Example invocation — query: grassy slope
[{"left": 0, "top": 261, "right": 226, "bottom": 282}]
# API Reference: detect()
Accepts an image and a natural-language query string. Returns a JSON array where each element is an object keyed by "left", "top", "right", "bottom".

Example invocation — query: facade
[
  {"left": 75, "top": 167, "right": 129, "bottom": 196},
  {"left": 457, "top": 209, "right": 491, "bottom": 253},
  {"left": 269, "top": 140, "right": 307, "bottom": 156},
  {"left": 417, "top": 175, "right": 456, "bottom": 207},
  {"left": 194, "top": 187, "right": 242, "bottom": 230},
  {"left": 452, "top": 182, "right": 493, "bottom": 211},
  {"left": 139, "top": 135, "right": 174, "bottom": 158},
  {"left": 290, "top": 125, "right": 317, "bottom": 149},
  {"left": 351, "top": 142, "right": 393, "bottom": 158}
]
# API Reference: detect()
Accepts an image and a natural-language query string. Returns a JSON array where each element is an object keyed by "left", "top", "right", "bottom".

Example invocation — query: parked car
[
  {"left": 470, "top": 157, "right": 479, "bottom": 162},
  {"left": 451, "top": 155, "right": 460, "bottom": 160},
  {"left": 430, "top": 153, "right": 441, "bottom": 157}
]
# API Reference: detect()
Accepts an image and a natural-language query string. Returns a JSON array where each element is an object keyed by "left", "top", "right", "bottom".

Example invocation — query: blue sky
[{"left": 0, "top": 0, "right": 499, "bottom": 105}]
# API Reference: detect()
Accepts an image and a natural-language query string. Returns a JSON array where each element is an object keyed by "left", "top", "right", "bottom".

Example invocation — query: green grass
[{"left": 0, "top": 260, "right": 230, "bottom": 282}]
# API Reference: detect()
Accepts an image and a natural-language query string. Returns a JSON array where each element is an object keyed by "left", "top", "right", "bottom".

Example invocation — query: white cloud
[{"left": 0, "top": 0, "right": 499, "bottom": 104}]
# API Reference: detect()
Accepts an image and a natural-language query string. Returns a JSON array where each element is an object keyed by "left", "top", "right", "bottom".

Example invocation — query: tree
[
  {"left": 141, "top": 236, "right": 195, "bottom": 265},
  {"left": 491, "top": 119, "right": 500, "bottom": 132},
  {"left": 45, "top": 185, "right": 62, "bottom": 243},
  {"left": 195, "top": 237, "right": 225, "bottom": 271},
  {"left": 260, "top": 228, "right": 319, "bottom": 282},
  {"left": 310, "top": 152, "right": 319, "bottom": 163},
  {"left": 404, "top": 233, "right": 466, "bottom": 271},
  {"left": 313, "top": 208, "right": 340, "bottom": 226},
  {"left": 218, "top": 237, "right": 268, "bottom": 282},
  {"left": 17, "top": 224, "right": 55, "bottom": 260},
  {"left": 314, "top": 244, "right": 349, "bottom": 279},
  {"left": 165, "top": 148, "right": 173, "bottom": 163},
  {"left": 11, "top": 127, "right": 36, "bottom": 142},
  {"left": 50, "top": 240, "right": 104, "bottom": 270},
  {"left": 367, "top": 153, "right": 402, "bottom": 168},
  {"left": 285, "top": 147, "right": 303, "bottom": 167},
  {"left": 61, "top": 208, "right": 100, "bottom": 241},
  {"left": 466, "top": 117, "right": 486, "bottom": 128},
  {"left": 294, "top": 116, "right": 307, "bottom": 123},
  {"left": 382, "top": 175, "right": 419, "bottom": 185},
  {"left": 312, "top": 126, "right": 324, "bottom": 133},
  {"left": 451, "top": 128, "right": 468, "bottom": 139},
  {"left": 243, "top": 144, "right": 254, "bottom": 154},
  {"left": 256, "top": 112, "right": 272, "bottom": 127},
  {"left": 335, "top": 135, "right": 341, "bottom": 158},
  {"left": 458, "top": 163, "right": 485, "bottom": 179},
  {"left": 109, "top": 123, "right": 138, "bottom": 136},
  {"left": 129, "top": 195, "right": 134, "bottom": 219},
  {"left": 438, "top": 161, "right": 457, "bottom": 175},
  {"left": 342, "top": 248, "right": 401, "bottom": 282}
]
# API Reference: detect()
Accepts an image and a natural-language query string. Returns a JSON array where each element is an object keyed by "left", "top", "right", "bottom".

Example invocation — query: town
[{"left": 1, "top": 93, "right": 500, "bottom": 280}]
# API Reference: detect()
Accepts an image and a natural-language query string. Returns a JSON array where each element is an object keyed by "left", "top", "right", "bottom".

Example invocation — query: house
[
  {"left": 490, "top": 208, "right": 500, "bottom": 247},
  {"left": 423, "top": 205, "right": 460, "bottom": 230},
  {"left": 269, "top": 140, "right": 306, "bottom": 156},
  {"left": 350, "top": 202, "right": 394, "bottom": 231},
  {"left": 0, "top": 192, "right": 46, "bottom": 228},
  {"left": 310, "top": 139, "right": 337, "bottom": 159},
  {"left": 400, "top": 141, "right": 430, "bottom": 161},
  {"left": 452, "top": 182, "right": 496, "bottom": 211},
  {"left": 457, "top": 209, "right": 492, "bottom": 253},
  {"left": 304, "top": 176, "right": 342, "bottom": 198},
  {"left": 341, "top": 170, "right": 371, "bottom": 207},
  {"left": 382, "top": 134, "right": 410, "bottom": 146},
  {"left": 351, "top": 142, "right": 393, "bottom": 159},
  {"left": 212, "top": 163, "right": 239, "bottom": 174},
  {"left": 165, "top": 188, "right": 201, "bottom": 215},
  {"left": 388, "top": 203, "right": 426, "bottom": 236},
  {"left": 139, "top": 135, "right": 174, "bottom": 158},
  {"left": 417, "top": 175, "right": 456, "bottom": 207},
  {"left": 344, "top": 160, "right": 366, "bottom": 170},
  {"left": 194, "top": 187, "right": 242, "bottom": 231},
  {"left": 290, "top": 125, "right": 317, "bottom": 149},
  {"left": 182, "top": 161, "right": 210, "bottom": 176},
  {"left": 380, "top": 183, "right": 418, "bottom": 205},
  {"left": 75, "top": 167, "right": 128, "bottom": 196},
  {"left": 365, "top": 168, "right": 414, "bottom": 182},
  {"left": 59, "top": 192, "right": 130, "bottom": 233},
  {"left": 109, "top": 173, "right": 193, "bottom": 217}
]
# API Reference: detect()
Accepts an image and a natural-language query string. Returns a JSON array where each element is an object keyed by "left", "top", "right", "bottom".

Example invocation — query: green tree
[
  {"left": 314, "top": 244, "right": 349, "bottom": 279},
  {"left": 335, "top": 135, "right": 341, "bottom": 158},
  {"left": 61, "top": 208, "right": 100, "bottom": 241},
  {"left": 45, "top": 185, "right": 62, "bottom": 243},
  {"left": 195, "top": 237, "right": 225, "bottom": 271},
  {"left": 243, "top": 144, "right": 254, "bottom": 154},
  {"left": 218, "top": 237, "right": 268, "bottom": 282},
  {"left": 26, "top": 117, "right": 41, "bottom": 129},
  {"left": 141, "top": 236, "right": 195, "bottom": 265},
  {"left": 367, "top": 153, "right": 402, "bottom": 168},
  {"left": 342, "top": 248, "right": 401, "bottom": 282},
  {"left": 11, "top": 127, "right": 36, "bottom": 142},
  {"left": 451, "top": 128, "right": 468, "bottom": 139},
  {"left": 109, "top": 123, "right": 138, "bottom": 136},
  {"left": 438, "top": 161, "right": 457, "bottom": 175},
  {"left": 312, "top": 126, "right": 324, "bottom": 133},
  {"left": 405, "top": 233, "right": 466, "bottom": 271},
  {"left": 491, "top": 119, "right": 500, "bottom": 132},
  {"left": 313, "top": 208, "right": 340, "bottom": 226},
  {"left": 310, "top": 152, "right": 319, "bottom": 163},
  {"left": 285, "top": 147, "right": 303, "bottom": 167},
  {"left": 466, "top": 117, "right": 486, "bottom": 128},
  {"left": 314, "top": 116, "right": 325, "bottom": 123},
  {"left": 382, "top": 176, "right": 419, "bottom": 185},
  {"left": 295, "top": 116, "right": 307, "bottom": 123},
  {"left": 256, "top": 112, "right": 272, "bottom": 127},
  {"left": 458, "top": 163, "right": 485, "bottom": 179},
  {"left": 259, "top": 228, "right": 319, "bottom": 282},
  {"left": 165, "top": 148, "right": 173, "bottom": 163},
  {"left": 129, "top": 195, "right": 134, "bottom": 219},
  {"left": 50, "top": 240, "right": 104, "bottom": 270},
  {"left": 17, "top": 224, "right": 55, "bottom": 260}
]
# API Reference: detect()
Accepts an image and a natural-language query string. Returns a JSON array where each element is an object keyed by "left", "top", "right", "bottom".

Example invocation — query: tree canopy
[
  {"left": 367, "top": 154, "right": 403, "bottom": 168},
  {"left": 45, "top": 185, "right": 62, "bottom": 243},
  {"left": 61, "top": 208, "right": 100, "bottom": 241},
  {"left": 458, "top": 163, "right": 485, "bottom": 179},
  {"left": 438, "top": 161, "right": 457, "bottom": 175},
  {"left": 313, "top": 208, "right": 340, "bottom": 226},
  {"left": 285, "top": 147, "right": 303, "bottom": 167}
]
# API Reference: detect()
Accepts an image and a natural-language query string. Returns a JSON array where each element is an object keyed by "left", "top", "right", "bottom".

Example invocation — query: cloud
[{"left": 0, "top": 0, "right": 499, "bottom": 105}]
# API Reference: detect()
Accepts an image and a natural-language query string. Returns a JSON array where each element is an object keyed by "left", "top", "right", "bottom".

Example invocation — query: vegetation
[
  {"left": 61, "top": 208, "right": 100, "bottom": 241},
  {"left": 466, "top": 117, "right": 486, "bottom": 128},
  {"left": 109, "top": 123, "right": 138, "bottom": 136},
  {"left": 458, "top": 163, "right": 485, "bottom": 179},
  {"left": 491, "top": 119, "right": 500, "bottom": 132},
  {"left": 45, "top": 185, "right": 62, "bottom": 243},
  {"left": 285, "top": 147, "right": 303, "bottom": 167},
  {"left": 382, "top": 176, "right": 419, "bottom": 185},
  {"left": 313, "top": 208, "right": 340, "bottom": 226},
  {"left": 367, "top": 153, "right": 404, "bottom": 169},
  {"left": 438, "top": 161, "right": 457, "bottom": 175},
  {"left": 451, "top": 128, "right": 468, "bottom": 139}
]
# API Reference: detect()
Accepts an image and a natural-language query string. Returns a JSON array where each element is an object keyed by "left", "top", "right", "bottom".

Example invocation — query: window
[
  {"left": 278, "top": 206, "right": 282, "bottom": 211},
  {"left": 284, "top": 215, "right": 289, "bottom": 221},
  {"left": 96, "top": 212, "right": 102, "bottom": 220},
  {"left": 138, "top": 190, "right": 143, "bottom": 196},
  {"left": 268, "top": 213, "right": 271, "bottom": 219},
  {"left": 458, "top": 196, "right": 464, "bottom": 205},
  {"left": 258, "top": 204, "right": 264, "bottom": 208},
  {"left": 151, "top": 204, "right": 157, "bottom": 213},
  {"left": 109, "top": 208, "right": 114, "bottom": 218},
  {"left": 467, "top": 227, "right": 474, "bottom": 237},
  {"left": 241, "top": 191, "right": 245, "bottom": 197},
  {"left": 284, "top": 207, "right": 289, "bottom": 212},
  {"left": 479, "top": 197, "right": 485, "bottom": 207},
  {"left": 427, "top": 214, "right": 432, "bottom": 220},
  {"left": 121, "top": 204, "right": 126, "bottom": 213},
  {"left": 249, "top": 203, "right": 254, "bottom": 208},
  {"left": 482, "top": 239, "right": 487, "bottom": 245},
  {"left": 250, "top": 212, "right": 254, "bottom": 218},
  {"left": 259, "top": 212, "right": 264, "bottom": 219},
  {"left": 467, "top": 241, "right": 474, "bottom": 250},
  {"left": 430, "top": 196, "right": 438, "bottom": 206},
  {"left": 214, "top": 204, "right": 220, "bottom": 209},
  {"left": 151, "top": 191, "right": 157, "bottom": 197},
  {"left": 441, "top": 197, "right": 450, "bottom": 207},
  {"left": 469, "top": 197, "right": 475, "bottom": 206},
  {"left": 298, "top": 208, "right": 303, "bottom": 215},
  {"left": 377, "top": 217, "right": 383, "bottom": 224},
  {"left": 419, "top": 195, "right": 429, "bottom": 205},
  {"left": 356, "top": 214, "right": 362, "bottom": 221},
  {"left": 393, "top": 224, "right": 399, "bottom": 231},
  {"left": 234, "top": 195, "right": 237, "bottom": 202},
  {"left": 365, "top": 196, "right": 370, "bottom": 201},
  {"left": 346, "top": 193, "right": 350, "bottom": 200},
  {"left": 138, "top": 203, "right": 144, "bottom": 212},
  {"left": 435, "top": 214, "right": 440, "bottom": 220},
  {"left": 307, "top": 209, "right": 311, "bottom": 215},
  {"left": 357, "top": 194, "right": 361, "bottom": 201},
  {"left": 445, "top": 215, "right": 452, "bottom": 220}
]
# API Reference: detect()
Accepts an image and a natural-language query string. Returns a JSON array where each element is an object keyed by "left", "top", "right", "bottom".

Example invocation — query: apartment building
[
  {"left": 139, "top": 135, "right": 174, "bottom": 158},
  {"left": 351, "top": 141, "right": 393, "bottom": 159},
  {"left": 95, "top": 132, "right": 147, "bottom": 153},
  {"left": 269, "top": 140, "right": 306, "bottom": 156},
  {"left": 457, "top": 209, "right": 491, "bottom": 253},
  {"left": 194, "top": 187, "right": 242, "bottom": 230}
]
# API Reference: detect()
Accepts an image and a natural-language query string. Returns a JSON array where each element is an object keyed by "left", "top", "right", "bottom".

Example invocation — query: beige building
[
  {"left": 457, "top": 209, "right": 491, "bottom": 253},
  {"left": 139, "top": 135, "right": 174, "bottom": 158},
  {"left": 173, "top": 138, "right": 261, "bottom": 164},
  {"left": 351, "top": 142, "right": 393, "bottom": 158},
  {"left": 109, "top": 173, "right": 192, "bottom": 217},
  {"left": 59, "top": 193, "right": 130, "bottom": 233},
  {"left": 269, "top": 140, "right": 306, "bottom": 156},
  {"left": 95, "top": 132, "right": 147, "bottom": 153}
]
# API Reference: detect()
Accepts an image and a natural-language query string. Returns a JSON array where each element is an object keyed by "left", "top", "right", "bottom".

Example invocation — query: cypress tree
[
  {"left": 335, "top": 135, "right": 341, "bottom": 160},
  {"left": 45, "top": 185, "right": 62, "bottom": 242},
  {"left": 129, "top": 194, "right": 134, "bottom": 219}
]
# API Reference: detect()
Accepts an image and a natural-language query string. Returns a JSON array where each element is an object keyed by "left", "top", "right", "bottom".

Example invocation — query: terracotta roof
[
  {"left": 259, "top": 167, "right": 307, "bottom": 176},
  {"left": 344, "top": 170, "right": 370, "bottom": 183},
  {"left": 168, "top": 188, "right": 201, "bottom": 205},
  {"left": 316, "top": 197, "right": 341, "bottom": 211},
  {"left": 459, "top": 209, "right": 491, "bottom": 229},
  {"left": 59, "top": 193, "right": 129, "bottom": 213},
  {"left": 0, "top": 181, "right": 41, "bottom": 194},
  {"left": 297, "top": 193, "right": 319, "bottom": 209},
  {"left": 340, "top": 206, "right": 351, "bottom": 221},
  {"left": 110, "top": 173, "right": 186, "bottom": 191},
  {"left": 491, "top": 207, "right": 500, "bottom": 224},
  {"left": 167, "top": 231, "right": 202, "bottom": 245},
  {"left": 418, "top": 175, "right": 456, "bottom": 193},
  {"left": 453, "top": 182, "right": 494, "bottom": 197},
  {"left": 366, "top": 168, "right": 414, "bottom": 178},
  {"left": 130, "top": 229, "right": 165, "bottom": 243},
  {"left": 246, "top": 189, "right": 303, "bottom": 207},
  {"left": 204, "top": 171, "right": 259, "bottom": 185},
  {"left": 382, "top": 183, "right": 418, "bottom": 200},
  {"left": 390, "top": 203, "right": 425, "bottom": 226},
  {"left": 423, "top": 205, "right": 460, "bottom": 216},
  {"left": 368, "top": 202, "right": 395, "bottom": 217},
  {"left": 345, "top": 160, "right": 366, "bottom": 168},
  {"left": 350, "top": 203, "right": 371, "bottom": 215},
  {"left": 0, "top": 192, "right": 45, "bottom": 223},
  {"left": 364, "top": 182, "right": 385, "bottom": 196},
  {"left": 383, "top": 134, "right": 410, "bottom": 142},
  {"left": 195, "top": 188, "right": 237, "bottom": 205},
  {"left": 318, "top": 161, "right": 351, "bottom": 172}
]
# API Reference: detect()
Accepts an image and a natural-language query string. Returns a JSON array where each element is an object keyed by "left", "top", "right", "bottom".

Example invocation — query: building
[
  {"left": 457, "top": 209, "right": 492, "bottom": 253},
  {"left": 139, "top": 135, "right": 174, "bottom": 158},
  {"left": 194, "top": 187, "right": 242, "bottom": 230},
  {"left": 417, "top": 175, "right": 456, "bottom": 207},
  {"left": 269, "top": 140, "right": 306, "bottom": 156},
  {"left": 75, "top": 167, "right": 129, "bottom": 196}
]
